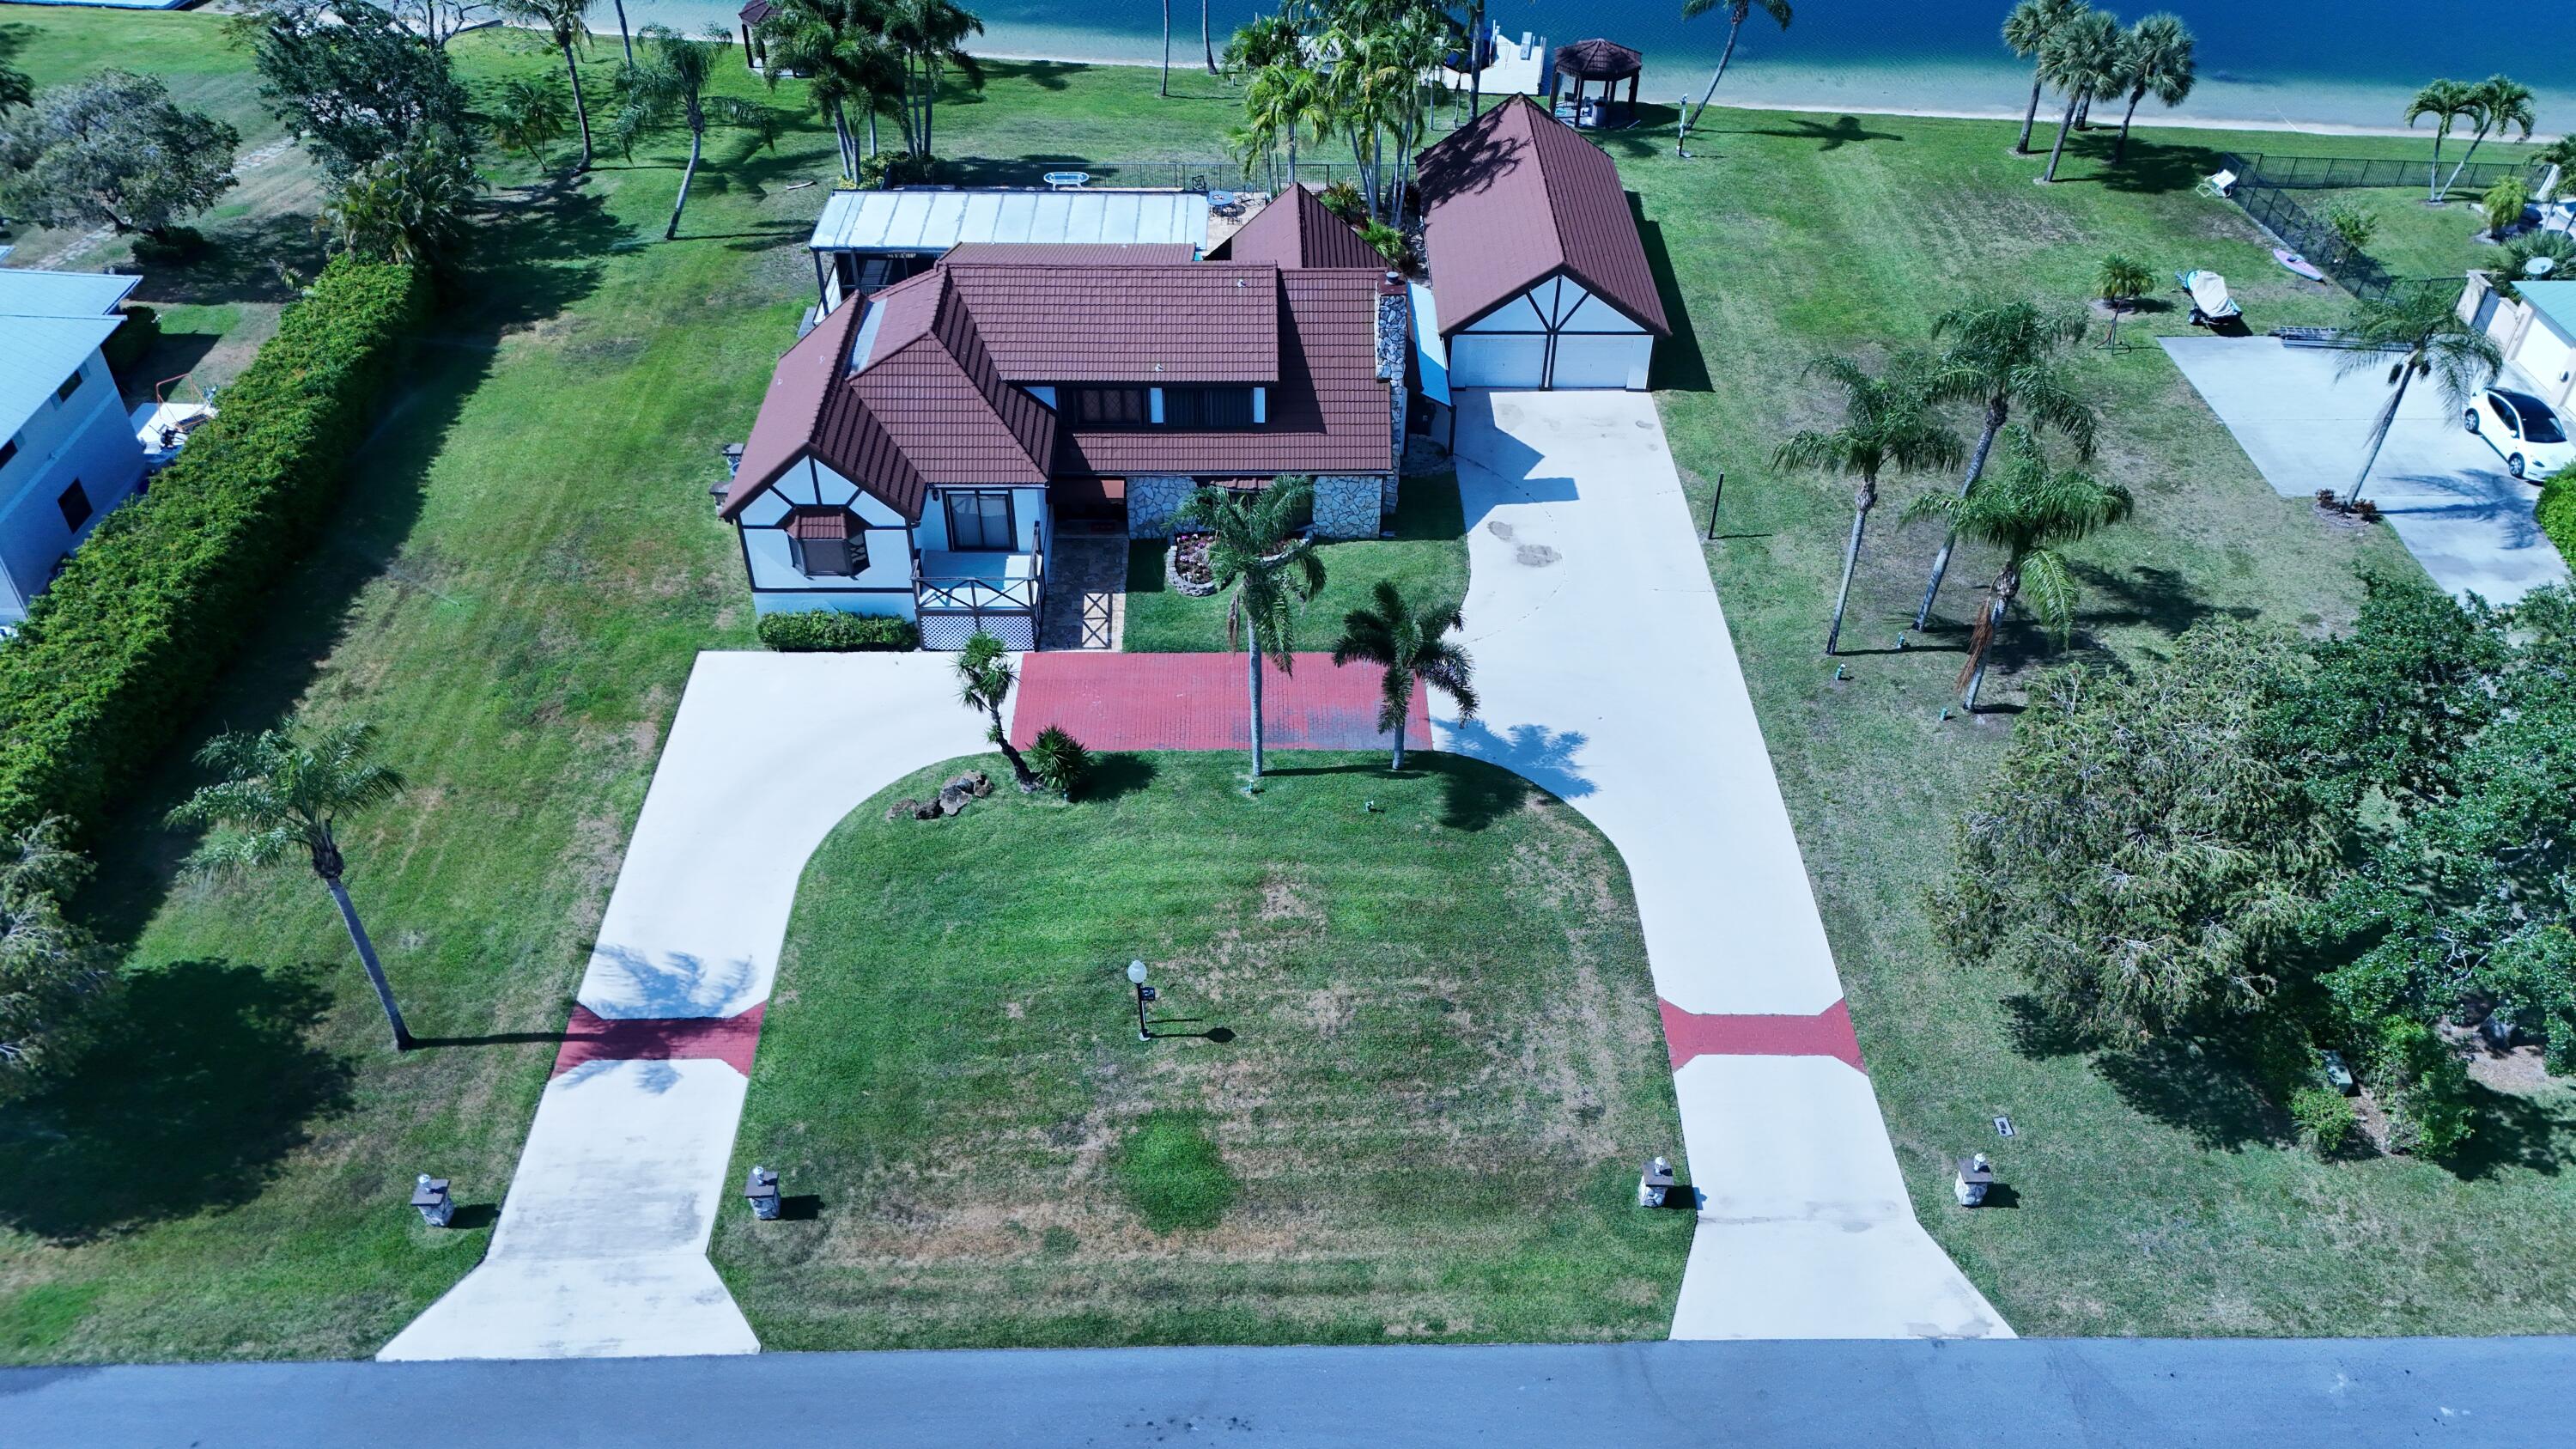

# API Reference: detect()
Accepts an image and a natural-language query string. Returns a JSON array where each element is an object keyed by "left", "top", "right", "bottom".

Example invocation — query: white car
[{"left": 2464, "top": 387, "right": 2573, "bottom": 481}]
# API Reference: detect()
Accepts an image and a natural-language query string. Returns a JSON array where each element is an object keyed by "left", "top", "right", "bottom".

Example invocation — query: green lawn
[
  {"left": 1121, "top": 473, "right": 1470, "bottom": 653},
  {"left": 2287, "top": 186, "right": 2515, "bottom": 285},
  {"left": 1606, "top": 111, "right": 2576, "bottom": 1335},
  {"left": 711, "top": 751, "right": 1691, "bottom": 1350}
]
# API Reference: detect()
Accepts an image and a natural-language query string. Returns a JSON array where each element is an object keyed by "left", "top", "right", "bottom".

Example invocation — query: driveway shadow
[{"left": 1437, "top": 719, "right": 1594, "bottom": 814}]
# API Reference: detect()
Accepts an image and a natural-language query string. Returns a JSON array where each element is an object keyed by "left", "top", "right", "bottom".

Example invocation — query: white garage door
[
  {"left": 1449, "top": 334, "right": 1547, "bottom": 389},
  {"left": 2516, "top": 319, "right": 2576, "bottom": 404},
  {"left": 1448, "top": 274, "right": 1655, "bottom": 390},
  {"left": 1549, "top": 335, "right": 1653, "bottom": 390}
]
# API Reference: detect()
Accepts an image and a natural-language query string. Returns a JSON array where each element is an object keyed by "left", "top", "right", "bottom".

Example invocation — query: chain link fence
[
  {"left": 2221, "top": 153, "right": 2478, "bottom": 307},
  {"left": 2229, "top": 149, "right": 2550, "bottom": 196}
]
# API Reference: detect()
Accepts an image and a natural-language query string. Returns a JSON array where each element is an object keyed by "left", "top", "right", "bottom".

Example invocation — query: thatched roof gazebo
[{"left": 1550, "top": 38, "right": 1643, "bottom": 125}]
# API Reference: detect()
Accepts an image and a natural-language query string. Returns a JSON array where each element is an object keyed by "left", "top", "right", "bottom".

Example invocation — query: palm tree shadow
[{"left": 1717, "top": 115, "right": 1904, "bottom": 150}]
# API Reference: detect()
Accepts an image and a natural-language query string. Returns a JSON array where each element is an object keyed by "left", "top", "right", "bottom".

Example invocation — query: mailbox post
[
  {"left": 1127, "top": 959, "right": 1156, "bottom": 1042},
  {"left": 411, "top": 1173, "right": 453, "bottom": 1227}
]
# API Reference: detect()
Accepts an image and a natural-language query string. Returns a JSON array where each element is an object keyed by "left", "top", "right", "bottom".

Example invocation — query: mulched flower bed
[{"left": 1167, "top": 530, "right": 1220, "bottom": 597}]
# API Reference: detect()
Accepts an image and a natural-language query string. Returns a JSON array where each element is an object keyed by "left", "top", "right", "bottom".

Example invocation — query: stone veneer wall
[
  {"left": 1125, "top": 474, "right": 1198, "bottom": 538},
  {"left": 1376, "top": 287, "right": 1410, "bottom": 526},
  {"left": 1312, "top": 474, "right": 1387, "bottom": 539}
]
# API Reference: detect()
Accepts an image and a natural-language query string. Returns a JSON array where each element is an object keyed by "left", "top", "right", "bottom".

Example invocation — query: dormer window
[{"left": 786, "top": 505, "right": 866, "bottom": 576}]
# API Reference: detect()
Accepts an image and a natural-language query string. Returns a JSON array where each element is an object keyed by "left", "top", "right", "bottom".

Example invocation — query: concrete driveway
[
  {"left": 1442, "top": 390, "right": 2008, "bottom": 1340},
  {"left": 2163, "top": 336, "right": 2568, "bottom": 605}
]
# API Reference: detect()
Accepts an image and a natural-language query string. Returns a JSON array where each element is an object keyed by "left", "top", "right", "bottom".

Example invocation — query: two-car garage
[{"left": 1447, "top": 275, "right": 1656, "bottom": 390}]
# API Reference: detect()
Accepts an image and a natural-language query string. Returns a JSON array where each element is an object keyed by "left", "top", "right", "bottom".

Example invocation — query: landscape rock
[
  {"left": 935, "top": 783, "right": 974, "bottom": 816},
  {"left": 943, "top": 770, "right": 993, "bottom": 799}
]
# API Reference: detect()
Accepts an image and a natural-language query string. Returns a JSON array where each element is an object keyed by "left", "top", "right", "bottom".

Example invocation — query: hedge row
[
  {"left": 756, "top": 612, "right": 920, "bottom": 652},
  {"left": 2541, "top": 475, "right": 2576, "bottom": 567},
  {"left": 0, "top": 257, "right": 430, "bottom": 840}
]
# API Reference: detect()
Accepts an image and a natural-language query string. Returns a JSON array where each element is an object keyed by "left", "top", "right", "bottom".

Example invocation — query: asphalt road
[{"left": 7, "top": 1337, "right": 2573, "bottom": 1447}]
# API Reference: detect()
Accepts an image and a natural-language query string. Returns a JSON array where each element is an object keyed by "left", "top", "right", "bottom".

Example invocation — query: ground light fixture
[{"left": 1127, "top": 959, "right": 1157, "bottom": 1042}]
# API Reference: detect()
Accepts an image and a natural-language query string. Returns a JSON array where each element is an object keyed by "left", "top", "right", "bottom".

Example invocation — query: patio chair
[
  {"left": 2193, "top": 168, "right": 2237, "bottom": 199},
  {"left": 2178, "top": 269, "right": 2242, "bottom": 328}
]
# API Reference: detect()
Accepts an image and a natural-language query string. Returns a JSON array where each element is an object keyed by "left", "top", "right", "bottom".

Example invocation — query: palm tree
[
  {"left": 1902, "top": 427, "right": 2133, "bottom": 709},
  {"left": 1915, "top": 301, "right": 2097, "bottom": 629},
  {"left": 955, "top": 630, "right": 1040, "bottom": 791},
  {"left": 2108, "top": 13, "right": 2194, "bottom": 163},
  {"left": 884, "top": 0, "right": 984, "bottom": 158},
  {"left": 2093, "top": 252, "right": 2150, "bottom": 346},
  {"left": 2038, "top": 8, "right": 2122, "bottom": 184},
  {"left": 2407, "top": 79, "right": 2478, "bottom": 203},
  {"left": 1160, "top": 0, "right": 1172, "bottom": 97},
  {"left": 1202, "top": 0, "right": 1218, "bottom": 74},
  {"left": 167, "top": 721, "right": 416, "bottom": 1050},
  {"left": 2336, "top": 287, "right": 2501, "bottom": 504},
  {"left": 319, "top": 137, "right": 481, "bottom": 267},
  {"left": 1332, "top": 581, "right": 1478, "bottom": 770},
  {"left": 500, "top": 0, "right": 597, "bottom": 169},
  {"left": 492, "top": 75, "right": 571, "bottom": 168},
  {"left": 1774, "top": 355, "right": 1963, "bottom": 656},
  {"left": 760, "top": 0, "right": 903, "bottom": 177},
  {"left": 623, "top": 26, "right": 767, "bottom": 239},
  {"left": 2440, "top": 74, "right": 2537, "bottom": 200},
  {"left": 1178, "top": 479, "right": 1325, "bottom": 778},
  {"left": 609, "top": 0, "right": 634, "bottom": 63},
  {"left": 1680, "top": 0, "right": 1792, "bottom": 134},
  {"left": 2002, "top": 0, "right": 2086, "bottom": 156},
  {"left": 1232, "top": 62, "right": 1327, "bottom": 186}
]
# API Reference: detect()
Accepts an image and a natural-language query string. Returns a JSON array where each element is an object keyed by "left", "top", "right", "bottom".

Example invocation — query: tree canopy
[
  {"left": 0, "top": 70, "right": 240, "bottom": 240},
  {"left": 229, "top": 0, "right": 473, "bottom": 179}
]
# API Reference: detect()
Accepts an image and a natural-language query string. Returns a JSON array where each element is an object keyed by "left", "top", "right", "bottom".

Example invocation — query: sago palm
[
  {"left": 1178, "top": 479, "right": 1325, "bottom": 779},
  {"left": 1331, "top": 581, "right": 1478, "bottom": 771},
  {"left": 2002, "top": 0, "right": 2085, "bottom": 156},
  {"left": 1680, "top": 0, "right": 1791, "bottom": 134},
  {"left": 956, "top": 630, "right": 1040, "bottom": 792},
  {"left": 2335, "top": 287, "right": 2501, "bottom": 504},
  {"left": 2108, "top": 13, "right": 2195, "bottom": 164},
  {"left": 2093, "top": 252, "right": 2151, "bottom": 346},
  {"left": 1902, "top": 427, "right": 2133, "bottom": 710},
  {"left": 1773, "top": 353, "right": 1962, "bottom": 656},
  {"left": 1915, "top": 300, "right": 2097, "bottom": 629},
  {"left": 167, "top": 720, "right": 416, "bottom": 1050}
]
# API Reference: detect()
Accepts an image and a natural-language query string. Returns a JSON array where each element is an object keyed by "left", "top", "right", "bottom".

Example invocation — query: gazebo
[{"left": 1549, "top": 38, "right": 1642, "bottom": 128}]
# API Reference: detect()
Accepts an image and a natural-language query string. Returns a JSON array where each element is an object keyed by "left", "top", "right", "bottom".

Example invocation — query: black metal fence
[
  {"left": 2230, "top": 149, "right": 2549, "bottom": 197},
  {"left": 2221, "top": 153, "right": 2474, "bottom": 307},
  {"left": 929, "top": 155, "right": 1369, "bottom": 192}
]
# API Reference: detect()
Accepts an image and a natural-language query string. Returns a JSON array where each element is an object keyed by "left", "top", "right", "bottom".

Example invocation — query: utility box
[
  {"left": 411, "top": 1174, "right": 454, "bottom": 1228},
  {"left": 1953, "top": 1154, "right": 1995, "bottom": 1209}
]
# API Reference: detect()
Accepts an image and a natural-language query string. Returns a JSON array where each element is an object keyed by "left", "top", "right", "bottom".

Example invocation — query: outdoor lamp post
[
  {"left": 1127, "top": 959, "right": 1157, "bottom": 1042},
  {"left": 411, "top": 1173, "right": 453, "bottom": 1227}
]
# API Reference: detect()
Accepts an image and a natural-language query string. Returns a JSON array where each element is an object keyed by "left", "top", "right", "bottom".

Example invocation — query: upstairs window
[
  {"left": 55, "top": 368, "right": 83, "bottom": 405},
  {"left": 0, "top": 435, "right": 17, "bottom": 470},
  {"left": 1069, "top": 387, "right": 1148, "bottom": 426},
  {"left": 58, "top": 481, "right": 93, "bottom": 531},
  {"left": 785, "top": 505, "right": 866, "bottom": 576},
  {"left": 1163, "top": 387, "right": 1255, "bottom": 429},
  {"left": 944, "top": 490, "right": 1015, "bottom": 551}
]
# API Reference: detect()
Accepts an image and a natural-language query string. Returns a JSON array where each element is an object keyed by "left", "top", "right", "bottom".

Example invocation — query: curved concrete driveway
[
  {"left": 382, "top": 652, "right": 987, "bottom": 1361},
  {"left": 1437, "top": 390, "right": 2008, "bottom": 1340}
]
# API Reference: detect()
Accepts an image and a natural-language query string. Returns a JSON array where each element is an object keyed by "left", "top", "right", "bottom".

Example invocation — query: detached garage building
[
  {"left": 2460, "top": 275, "right": 2576, "bottom": 410},
  {"left": 1415, "top": 94, "right": 1669, "bottom": 392}
]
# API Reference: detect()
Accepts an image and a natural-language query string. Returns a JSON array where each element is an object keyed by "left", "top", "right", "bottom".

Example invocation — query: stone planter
[{"left": 1166, "top": 531, "right": 1221, "bottom": 597}]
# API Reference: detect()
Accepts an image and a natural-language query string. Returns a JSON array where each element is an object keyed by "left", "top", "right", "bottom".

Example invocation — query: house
[
  {"left": 0, "top": 268, "right": 149, "bottom": 626},
  {"left": 1414, "top": 93, "right": 1669, "bottom": 393},
  {"left": 2462, "top": 274, "right": 2576, "bottom": 410},
  {"left": 725, "top": 196, "right": 1406, "bottom": 648},
  {"left": 805, "top": 187, "right": 1212, "bottom": 320}
]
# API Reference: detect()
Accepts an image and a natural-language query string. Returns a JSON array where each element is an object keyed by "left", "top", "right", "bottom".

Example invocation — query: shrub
[
  {"left": 754, "top": 612, "right": 920, "bottom": 653},
  {"left": 2287, "top": 1086, "right": 2359, "bottom": 1159},
  {"left": 0, "top": 256, "right": 428, "bottom": 843},
  {"left": 2368, "top": 1017, "right": 2475, "bottom": 1157},
  {"left": 2483, "top": 175, "right": 2530, "bottom": 241},
  {"left": 1359, "top": 218, "right": 1407, "bottom": 270},
  {"left": 1317, "top": 180, "right": 1366, "bottom": 221},
  {"left": 858, "top": 150, "right": 939, "bottom": 189},
  {"left": 1026, "top": 725, "right": 1091, "bottom": 799},
  {"left": 1114, "top": 1110, "right": 1236, "bottom": 1232},
  {"left": 2539, "top": 475, "right": 2576, "bottom": 566}
]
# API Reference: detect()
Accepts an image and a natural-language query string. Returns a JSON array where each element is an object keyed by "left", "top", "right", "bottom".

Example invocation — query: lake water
[{"left": 609, "top": 0, "right": 2576, "bottom": 135}]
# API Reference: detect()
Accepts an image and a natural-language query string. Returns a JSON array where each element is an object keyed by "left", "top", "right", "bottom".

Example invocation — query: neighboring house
[
  {"left": 1414, "top": 93, "right": 1669, "bottom": 393},
  {"left": 2462, "top": 274, "right": 2576, "bottom": 410},
  {"left": 0, "top": 268, "right": 148, "bottom": 627},
  {"left": 726, "top": 196, "right": 1406, "bottom": 648},
  {"left": 805, "top": 187, "right": 1212, "bottom": 320}
]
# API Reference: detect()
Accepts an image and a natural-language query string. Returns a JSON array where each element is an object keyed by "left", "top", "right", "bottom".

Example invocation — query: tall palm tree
[
  {"left": 2038, "top": 8, "right": 2122, "bottom": 184},
  {"left": 623, "top": 26, "right": 769, "bottom": 239},
  {"left": 1202, "top": 0, "right": 1218, "bottom": 74},
  {"left": 2407, "top": 78, "right": 2478, "bottom": 204},
  {"left": 2336, "top": 287, "right": 2501, "bottom": 504},
  {"left": 609, "top": 0, "right": 634, "bottom": 63},
  {"left": 884, "top": 0, "right": 984, "bottom": 157},
  {"left": 1232, "top": 62, "right": 1327, "bottom": 186},
  {"left": 1178, "top": 479, "right": 1325, "bottom": 779},
  {"left": 1902, "top": 427, "right": 2134, "bottom": 709},
  {"left": 1773, "top": 354, "right": 1963, "bottom": 656},
  {"left": 955, "top": 630, "right": 1040, "bottom": 791},
  {"left": 2002, "top": 0, "right": 2086, "bottom": 156},
  {"left": 167, "top": 721, "right": 416, "bottom": 1050},
  {"left": 1160, "top": 0, "right": 1172, "bottom": 97},
  {"left": 1332, "top": 581, "right": 1478, "bottom": 770},
  {"left": 1915, "top": 301, "right": 2097, "bottom": 630},
  {"left": 761, "top": 0, "right": 902, "bottom": 175},
  {"left": 501, "top": 0, "right": 598, "bottom": 169},
  {"left": 2439, "top": 74, "right": 2537, "bottom": 200},
  {"left": 1680, "top": 0, "right": 1791, "bottom": 134},
  {"left": 2108, "top": 12, "right": 2194, "bottom": 163}
]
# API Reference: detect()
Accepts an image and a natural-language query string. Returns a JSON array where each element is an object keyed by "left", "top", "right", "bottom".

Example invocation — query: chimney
[{"left": 1374, "top": 270, "right": 1407, "bottom": 384}]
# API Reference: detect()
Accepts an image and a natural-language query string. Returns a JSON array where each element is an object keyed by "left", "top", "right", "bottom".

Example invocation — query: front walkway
[
  {"left": 1036, "top": 534, "right": 1126, "bottom": 650},
  {"left": 1443, "top": 389, "right": 2008, "bottom": 1339}
]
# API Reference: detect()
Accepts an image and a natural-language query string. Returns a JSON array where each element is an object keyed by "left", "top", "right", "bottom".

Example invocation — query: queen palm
[
  {"left": 2002, "top": 0, "right": 2086, "bottom": 155},
  {"left": 2108, "top": 13, "right": 2193, "bottom": 164},
  {"left": 167, "top": 721, "right": 416, "bottom": 1050},
  {"left": 1903, "top": 428, "right": 2133, "bottom": 710},
  {"left": 1915, "top": 301, "right": 2097, "bottom": 630},
  {"left": 1680, "top": 0, "right": 1791, "bottom": 134},
  {"left": 1332, "top": 581, "right": 1478, "bottom": 771},
  {"left": 1773, "top": 354, "right": 1962, "bottom": 656},
  {"left": 624, "top": 27, "right": 769, "bottom": 239},
  {"left": 2336, "top": 287, "right": 2500, "bottom": 504},
  {"left": 2038, "top": 8, "right": 2122, "bottom": 184},
  {"left": 1232, "top": 61, "right": 1327, "bottom": 186},
  {"left": 2439, "top": 74, "right": 2536, "bottom": 201},
  {"left": 761, "top": 0, "right": 902, "bottom": 176},
  {"left": 2406, "top": 79, "right": 2479, "bottom": 203},
  {"left": 2093, "top": 252, "right": 2150, "bottom": 346},
  {"left": 500, "top": 0, "right": 597, "bottom": 169},
  {"left": 1178, "top": 479, "right": 1325, "bottom": 779}
]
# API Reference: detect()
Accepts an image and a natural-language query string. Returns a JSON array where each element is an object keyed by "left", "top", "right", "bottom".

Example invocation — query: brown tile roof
[
  {"left": 942, "top": 242, "right": 1200, "bottom": 265},
  {"left": 724, "top": 301, "right": 909, "bottom": 520},
  {"left": 848, "top": 270, "right": 1054, "bottom": 491},
  {"left": 1212, "top": 186, "right": 1383, "bottom": 271},
  {"left": 939, "top": 262, "right": 1280, "bottom": 383},
  {"left": 1415, "top": 94, "right": 1670, "bottom": 337}
]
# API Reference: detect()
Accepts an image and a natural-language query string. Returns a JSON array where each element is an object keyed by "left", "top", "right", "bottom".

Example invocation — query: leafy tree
[
  {"left": 2332, "top": 286, "right": 2500, "bottom": 505},
  {"left": 954, "top": 630, "right": 1040, "bottom": 792},
  {"left": 1680, "top": 0, "right": 1791, "bottom": 135},
  {"left": 2037, "top": 7, "right": 2121, "bottom": 184},
  {"left": 2107, "top": 12, "right": 2194, "bottom": 164},
  {"left": 2264, "top": 575, "right": 2506, "bottom": 817},
  {"left": 394, "top": 0, "right": 496, "bottom": 50},
  {"left": 2002, "top": 0, "right": 2086, "bottom": 155},
  {"left": 2404, "top": 78, "right": 2479, "bottom": 203},
  {"left": 1330, "top": 581, "right": 1477, "bottom": 770},
  {"left": 1771, "top": 353, "right": 1961, "bottom": 655},
  {"left": 230, "top": 0, "right": 474, "bottom": 180},
  {"left": 490, "top": 75, "right": 571, "bottom": 168},
  {"left": 758, "top": 0, "right": 905, "bottom": 178},
  {"left": 884, "top": 0, "right": 984, "bottom": 159},
  {"left": 2440, "top": 74, "right": 2536, "bottom": 200},
  {"left": 0, "top": 71, "right": 240, "bottom": 241},
  {"left": 2481, "top": 174, "right": 2530, "bottom": 244},
  {"left": 1177, "top": 478, "right": 1325, "bottom": 778},
  {"left": 166, "top": 721, "right": 416, "bottom": 1050},
  {"left": 497, "top": 0, "right": 597, "bottom": 169},
  {"left": 0, "top": 819, "right": 113, "bottom": 1097},
  {"left": 1915, "top": 300, "right": 2097, "bottom": 629},
  {"left": 2093, "top": 252, "right": 2150, "bottom": 346},
  {"left": 1929, "top": 623, "right": 2324, "bottom": 1037},
  {"left": 622, "top": 26, "right": 771, "bottom": 240},
  {"left": 2322, "top": 198, "right": 2379, "bottom": 269},
  {"left": 0, "top": 57, "right": 32, "bottom": 115},
  {"left": 320, "top": 134, "right": 480, "bottom": 266},
  {"left": 1902, "top": 425, "right": 2133, "bottom": 709}
]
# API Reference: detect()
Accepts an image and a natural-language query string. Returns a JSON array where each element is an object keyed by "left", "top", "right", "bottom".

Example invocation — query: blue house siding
[{"left": 0, "top": 346, "right": 145, "bottom": 625}]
